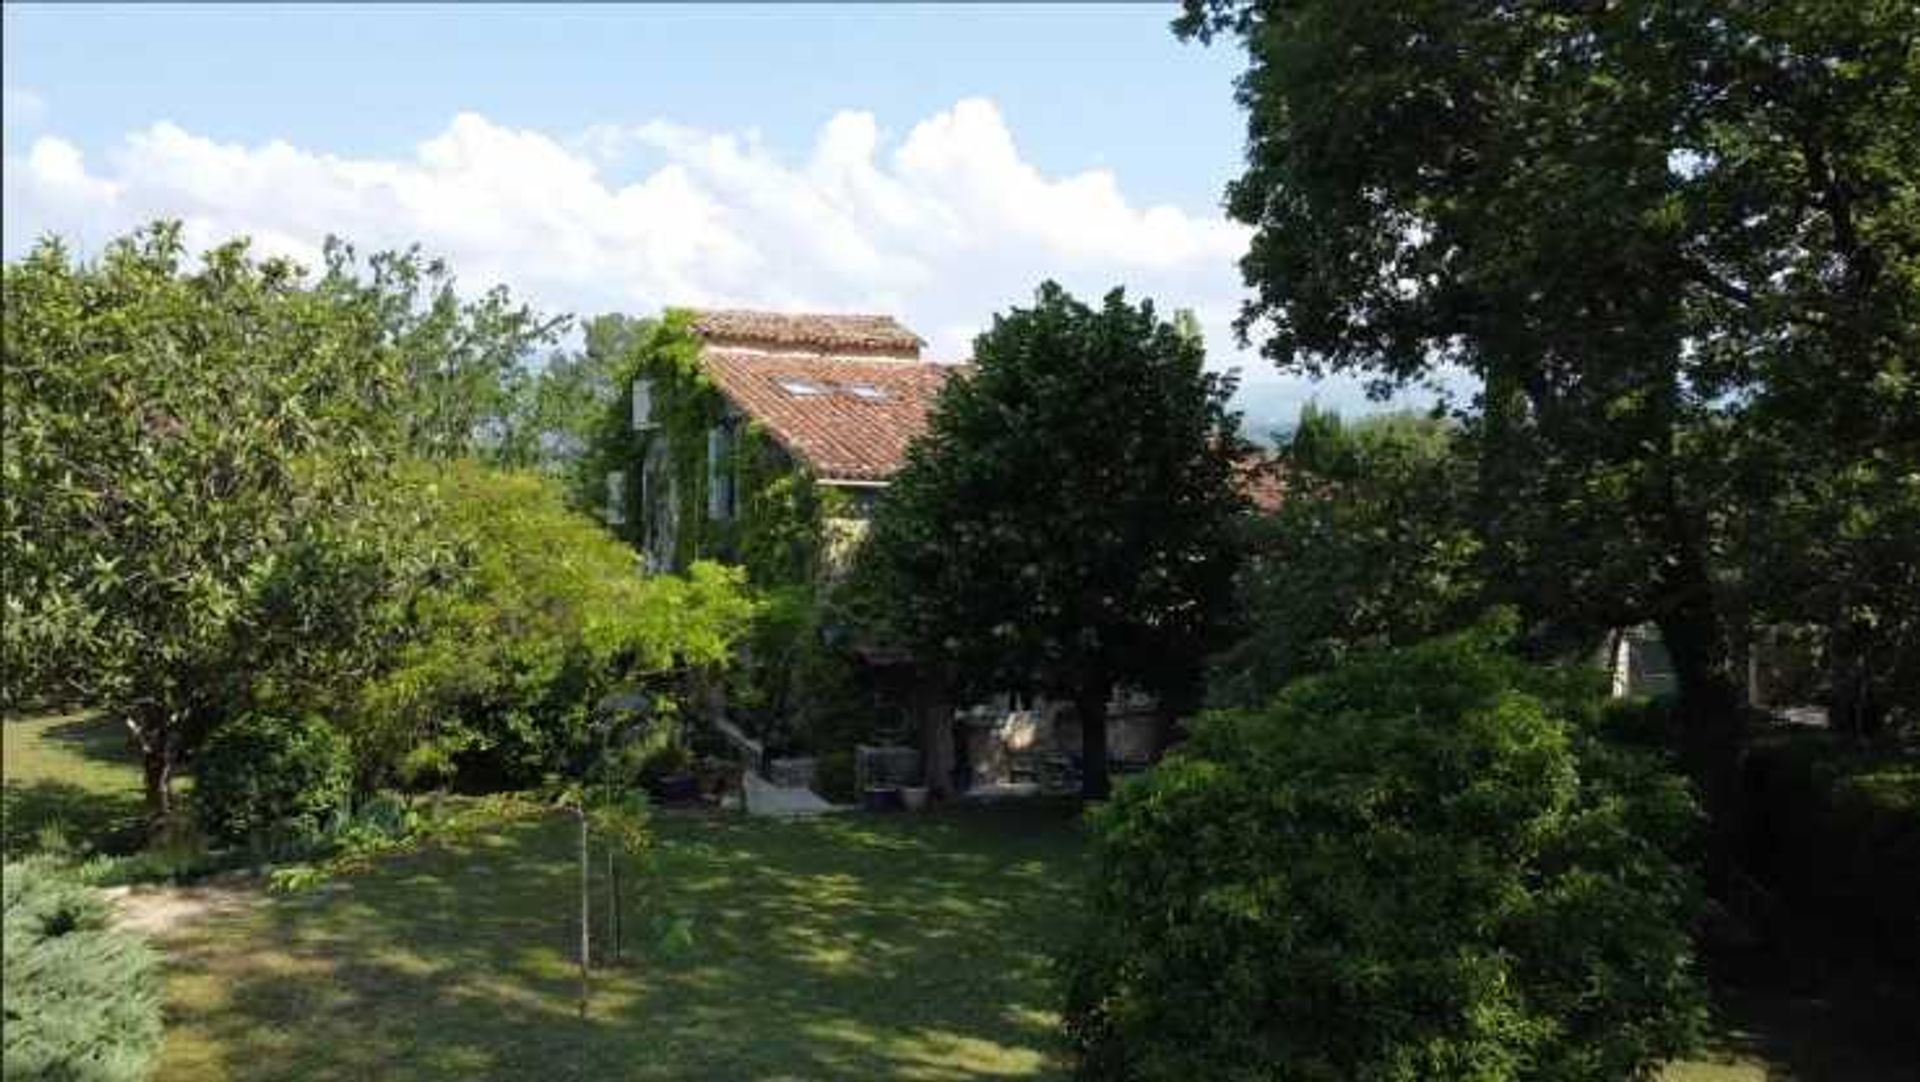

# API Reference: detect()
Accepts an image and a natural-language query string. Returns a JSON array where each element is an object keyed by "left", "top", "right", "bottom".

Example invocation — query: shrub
[
  {"left": 1741, "top": 731, "right": 1920, "bottom": 968},
  {"left": 1063, "top": 619, "right": 1705, "bottom": 1081},
  {"left": 351, "top": 464, "right": 758, "bottom": 790},
  {"left": 636, "top": 741, "right": 694, "bottom": 787},
  {"left": 814, "top": 750, "right": 856, "bottom": 804},
  {"left": 193, "top": 712, "right": 351, "bottom": 849},
  {"left": 3, "top": 858, "right": 162, "bottom": 1082}
]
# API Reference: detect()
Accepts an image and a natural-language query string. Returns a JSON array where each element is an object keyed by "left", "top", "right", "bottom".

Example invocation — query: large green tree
[
  {"left": 1176, "top": 1, "right": 1920, "bottom": 856},
  {"left": 1209, "top": 406, "right": 1483, "bottom": 709},
  {"left": 2, "top": 226, "right": 444, "bottom": 818},
  {"left": 539, "top": 313, "right": 653, "bottom": 499},
  {"left": 861, "top": 282, "right": 1249, "bottom": 799},
  {"left": 316, "top": 238, "right": 568, "bottom": 466}
]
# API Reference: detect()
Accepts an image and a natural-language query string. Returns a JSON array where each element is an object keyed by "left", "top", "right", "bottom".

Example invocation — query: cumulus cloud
[
  {"left": 3, "top": 96, "right": 1430, "bottom": 414},
  {"left": 5, "top": 98, "right": 1251, "bottom": 359}
]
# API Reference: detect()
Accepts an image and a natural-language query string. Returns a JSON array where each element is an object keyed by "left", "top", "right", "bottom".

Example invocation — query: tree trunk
[
  {"left": 1151, "top": 678, "right": 1201, "bottom": 756},
  {"left": 1655, "top": 545, "right": 1747, "bottom": 894},
  {"left": 1827, "top": 617, "right": 1882, "bottom": 737},
  {"left": 577, "top": 808, "right": 591, "bottom": 1020},
  {"left": 1077, "top": 684, "right": 1111, "bottom": 801},
  {"left": 139, "top": 730, "right": 175, "bottom": 826}
]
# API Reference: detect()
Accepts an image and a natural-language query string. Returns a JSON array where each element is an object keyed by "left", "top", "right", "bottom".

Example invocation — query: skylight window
[
  {"left": 843, "top": 383, "right": 890, "bottom": 401},
  {"left": 778, "top": 380, "right": 827, "bottom": 397}
]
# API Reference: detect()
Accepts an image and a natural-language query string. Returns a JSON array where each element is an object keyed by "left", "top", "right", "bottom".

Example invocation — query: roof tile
[
  {"left": 701, "top": 348, "right": 963, "bottom": 483},
  {"left": 692, "top": 309, "right": 924, "bottom": 356}
]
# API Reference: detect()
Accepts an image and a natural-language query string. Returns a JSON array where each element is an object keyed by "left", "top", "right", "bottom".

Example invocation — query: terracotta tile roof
[
  {"left": 1235, "top": 452, "right": 1287, "bottom": 513},
  {"left": 692, "top": 309, "right": 924, "bottom": 357},
  {"left": 701, "top": 348, "right": 963, "bottom": 483}
]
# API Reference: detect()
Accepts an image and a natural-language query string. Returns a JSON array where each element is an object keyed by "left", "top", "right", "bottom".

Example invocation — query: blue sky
[
  {"left": 5, "top": 4, "right": 1245, "bottom": 208},
  {"left": 3, "top": 3, "right": 1422, "bottom": 426}
]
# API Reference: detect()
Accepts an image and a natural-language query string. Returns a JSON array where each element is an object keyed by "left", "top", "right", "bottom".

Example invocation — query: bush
[
  {"left": 635, "top": 741, "right": 693, "bottom": 787},
  {"left": 3, "top": 858, "right": 162, "bottom": 1081},
  {"left": 351, "top": 465, "right": 758, "bottom": 790},
  {"left": 1063, "top": 619, "right": 1705, "bottom": 1081},
  {"left": 193, "top": 712, "right": 351, "bottom": 849},
  {"left": 814, "top": 750, "right": 856, "bottom": 804},
  {"left": 1742, "top": 731, "right": 1920, "bottom": 968}
]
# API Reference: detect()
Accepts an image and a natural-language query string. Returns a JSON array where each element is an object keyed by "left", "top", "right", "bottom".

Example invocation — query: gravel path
[{"left": 103, "top": 876, "right": 263, "bottom": 939}]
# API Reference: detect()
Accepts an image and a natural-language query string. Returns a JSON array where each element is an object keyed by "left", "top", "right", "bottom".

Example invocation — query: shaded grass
[
  {"left": 157, "top": 803, "right": 1088, "bottom": 1081},
  {"left": 2, "top": 710, "right": 147, "bottom": 857}
]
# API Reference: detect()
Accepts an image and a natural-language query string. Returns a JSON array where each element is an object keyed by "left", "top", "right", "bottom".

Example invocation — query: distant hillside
[{"left": 1229, "top": 377, "right": 1455, "bottom": 446}]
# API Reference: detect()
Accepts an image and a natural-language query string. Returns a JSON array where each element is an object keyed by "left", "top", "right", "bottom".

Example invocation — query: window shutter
[
  {"left": 631, "top": 379, "right": 655, "bottom": 431},
  {"left": 606, "top": 470, "right": 627, "bottom": 525},
  {"left": 707, "top": 427, "right": 733, "bottom": 521}
]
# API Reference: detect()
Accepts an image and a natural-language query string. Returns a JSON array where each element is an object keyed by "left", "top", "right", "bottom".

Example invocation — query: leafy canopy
[
  {"left": 1, "top": 224, "right": 455, "bottom": 815},
  {"left": 353, "top": 463, "right": 759, "bottom": 789},
  {"left": 1209, "top": 406, "right": 1482, "bottom": 708},
  {"left": 1065, "top": 618, "right": 1706, "bottom": 1081},
  {"left": 1174, "top": 0, "right": 1920, "bottom": 741},
  {"left": 860, "top": 282, "right": 1248, "bottom": 794}
]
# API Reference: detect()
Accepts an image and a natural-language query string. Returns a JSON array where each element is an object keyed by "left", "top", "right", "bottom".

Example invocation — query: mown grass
[
  {"left": 2, "top": 710, "right": 148, "bottom": 857},
  {"left": 157, "top": 804, "right": 1090, "bottom": 1081},
  {"left": 6, "top": 712, "right": 1905, "bottom": 1079}
]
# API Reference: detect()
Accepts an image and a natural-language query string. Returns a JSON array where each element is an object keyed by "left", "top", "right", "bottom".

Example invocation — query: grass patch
[
  {"left": 156, "top": 803, "right": 1088, "bottom": 1081},
  {"left": 10, "top": 709, "right": 1901, "bottom": 1079},
  {"left": 3, "top": 710, "right": 147, "bottom": 857}
]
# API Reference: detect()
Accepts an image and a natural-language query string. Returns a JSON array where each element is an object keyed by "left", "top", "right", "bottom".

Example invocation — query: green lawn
[
  {"left": 5, "top": 713, "right": 1905, "bottom": 1080},
  {"left": 157, "top": 805, "right": 1089, "bottom": 1081},
  {"left": 2, "top": 710, "right": 148, "bottom": 856}
]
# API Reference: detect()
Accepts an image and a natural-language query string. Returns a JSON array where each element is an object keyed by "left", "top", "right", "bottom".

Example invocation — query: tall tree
[
  {"left": 1209, "top": 406, "right": 1483, "bottom": 709},
  {"left": 861, "top": 282, "right": 1248, "bottom": 799},
  {"left": 1176, "top": 0, "right": 1920, "bottom": 857},
  {"left": 543, "top": 313, "right": 653, "bottom": 504},
  {"left": 2, "top": 225, "right": 443, "bottom": 819},
  {"left": 316, "top": 239, "right": 568, "bottom": 465}
]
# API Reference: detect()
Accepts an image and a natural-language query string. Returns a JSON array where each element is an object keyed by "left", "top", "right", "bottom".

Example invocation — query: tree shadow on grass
[
  {"left": 1692, "top": 938, "right": 1920, "bottom": 1081},
  {"left": 1, "top": 779, "right": 147, "bottom": 857},
  {"left": 3, "top": 713, "right": 148, "bottom": 857},
  {"left": 37, "top": 713, "right": 145, "bottom": 768},
  {"left": 156, "top": 804, "right": 1090, "bottom": 1081}
]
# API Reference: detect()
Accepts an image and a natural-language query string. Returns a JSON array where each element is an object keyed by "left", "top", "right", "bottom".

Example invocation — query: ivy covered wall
[
  {"left": 590, "top": 309, "right": 849, "bottom": 591},
  {"left": 580, "top": 309, "right": 887, "bottom": 754}
]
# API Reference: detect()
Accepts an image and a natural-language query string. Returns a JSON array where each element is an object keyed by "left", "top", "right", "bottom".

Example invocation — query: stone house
[
  {"left": 616, "top": 309, "right": 962, "bottom": 576},
  {"left": 615, "top": 307, "right": 1256, "bottom": 797}
]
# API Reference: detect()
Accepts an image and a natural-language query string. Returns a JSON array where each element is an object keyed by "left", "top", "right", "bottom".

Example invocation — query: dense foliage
[
  {"left": 1741, "top": 732, "right": 1920, "bottom": 969},
  {"left": 1, "top": 225, "right": 448, "bottom": 818},
  {"left": 192, "top": 712, "right": 353, "bottom": 849},
  {"left": 861, "top": 282, "right": 1249, "bottom": 797},
  {"left": 545, "top": 313, "right": 653, "bottom": 502},
  {"left": 1210, "top": 406, "right": 1482, "bottom": 708},
  {"left": 1064, "top": 619, "right": 1705, "bottom": 1081},
  {"left": 315, "top": 238, "right": 567, "bottom": 465},
  {"left": 352, "top": 464, "right": 759, "bottom": 790},
  {"left": 3, "top": 858, "right": 162, "bottom": 1082},
  {"left": 1174, "top": 0, "right": 1920, "bottom": 870}
]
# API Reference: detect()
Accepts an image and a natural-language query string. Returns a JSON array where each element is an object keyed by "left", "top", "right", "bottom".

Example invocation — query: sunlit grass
[
  {"left": 2, "top": 710, "right": 148, "bottom": 856},
  {"left": 156, "top": 804, "right": 1088, "bottom": 1080}
]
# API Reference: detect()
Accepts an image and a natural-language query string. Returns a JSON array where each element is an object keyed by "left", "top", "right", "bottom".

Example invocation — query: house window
[
  {"left": 707, "top": 426, "right": 735, "bottom": 521},
  {"left": 606, "top": 470, "right": 627, "bottom": 525},
  {"left": 631, "top": 379, "right": 656, "bottom": 430},
  {"left": 843, "top": 383, "right": 889, "bottom": 401},
  {"left": 778, "top": 380, "right": 826, "bottom": 397}
]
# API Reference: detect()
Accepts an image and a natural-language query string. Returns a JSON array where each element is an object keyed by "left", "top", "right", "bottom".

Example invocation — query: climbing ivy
[
  {"left": 585, "top": 307, "right": 852, "bottom": 590},
  {"left": 573, "top": 308, "right": 889, "bottom": 753}
]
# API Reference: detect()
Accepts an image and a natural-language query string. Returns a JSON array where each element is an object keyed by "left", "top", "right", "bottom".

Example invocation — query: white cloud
[{"left": 2, "top": 96, "right": 1417, "bottom": 413}]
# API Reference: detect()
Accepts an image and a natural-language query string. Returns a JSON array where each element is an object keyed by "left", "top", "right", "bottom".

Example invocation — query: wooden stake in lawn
[{"left": 577, "top": 801, "right": 590, "bottom": 1021}]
